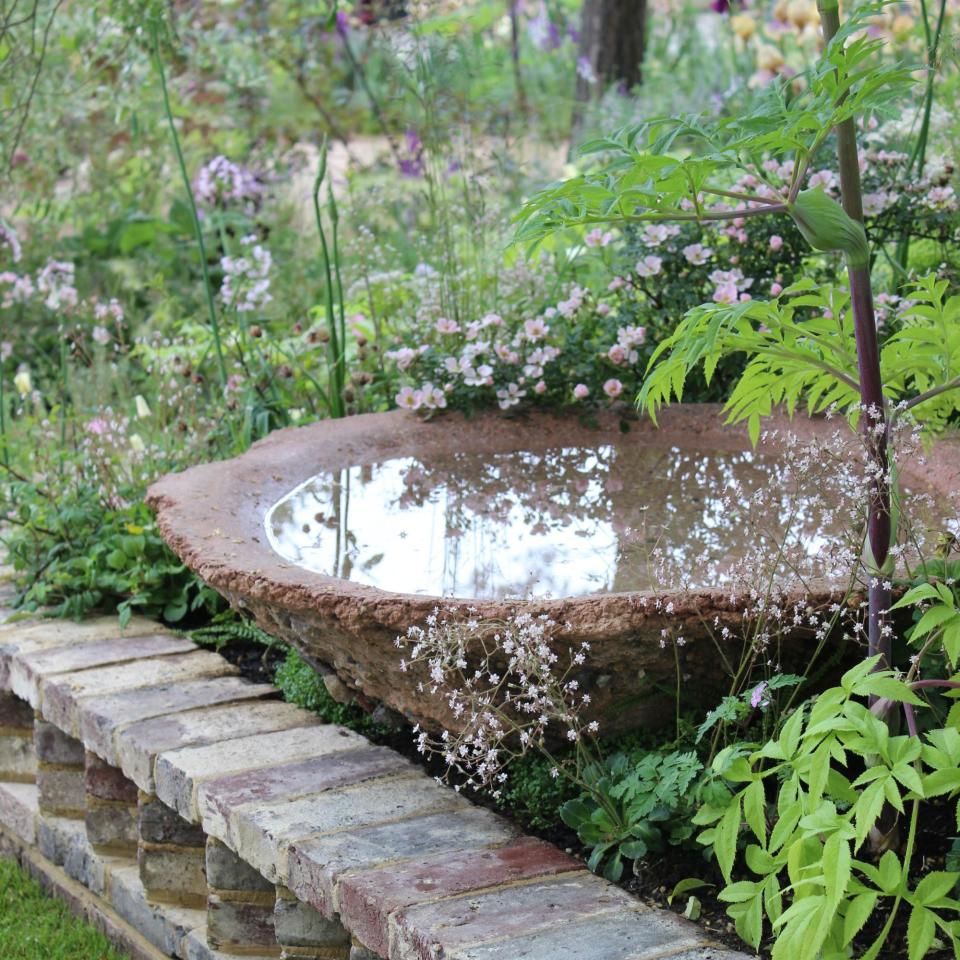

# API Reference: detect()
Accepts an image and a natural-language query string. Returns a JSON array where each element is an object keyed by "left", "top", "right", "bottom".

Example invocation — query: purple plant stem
[{"left": 818, "top": 0, "right": 891, "bottom": 668}]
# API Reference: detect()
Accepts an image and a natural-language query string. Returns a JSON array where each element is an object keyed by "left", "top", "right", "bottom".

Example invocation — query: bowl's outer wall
[{"left": 147, "top": 406, "right": 960, "bottom": 734}]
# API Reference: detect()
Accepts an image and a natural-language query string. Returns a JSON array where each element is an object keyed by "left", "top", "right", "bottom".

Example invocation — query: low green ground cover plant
[{"left": 0, "top": 858, "right": 128, "bottom": 960}]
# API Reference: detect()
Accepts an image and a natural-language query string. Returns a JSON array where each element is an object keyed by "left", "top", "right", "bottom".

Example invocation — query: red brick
[
  {"left": 197, "top": 746, "right": 411, "bottom": 841},
  {"left": 85, "top": 752, "right": 139, "bottom": 804},
  {"left": 392, "top": 873, "right": 637, "bottom": 958},
  {"left": 336, "top": 837, "right": 577, "bottom": 957}
]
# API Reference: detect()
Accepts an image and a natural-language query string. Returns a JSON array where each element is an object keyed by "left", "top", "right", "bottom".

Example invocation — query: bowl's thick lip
[{"left": 146, "top": 405, "right": 960, "bottom": 622}]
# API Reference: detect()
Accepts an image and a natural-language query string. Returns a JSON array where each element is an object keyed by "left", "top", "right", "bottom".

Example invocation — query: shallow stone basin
[{"left": 147, "top": 405, "right": 960, "bottom": 734}]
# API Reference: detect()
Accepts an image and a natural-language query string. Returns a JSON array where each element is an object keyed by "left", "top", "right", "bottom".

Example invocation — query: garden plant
[{"left": 0, "top": 0, "right": 959, "bottom": 958}]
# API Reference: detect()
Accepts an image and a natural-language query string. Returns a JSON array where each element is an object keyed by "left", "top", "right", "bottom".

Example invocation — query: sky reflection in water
[{"left": 265, "top": 444, "right": 859, "bottom": 599}]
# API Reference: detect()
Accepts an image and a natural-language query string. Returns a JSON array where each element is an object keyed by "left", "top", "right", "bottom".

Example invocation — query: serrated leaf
[{"left": 907, "top": 904, "right": 937, "bottom": 960}]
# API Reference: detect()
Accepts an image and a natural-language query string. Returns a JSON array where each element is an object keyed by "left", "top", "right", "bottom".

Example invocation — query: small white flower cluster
[
  {"left": 397, "top": 607, "right": 595, "bottom": 798},
  {"left": 220, "top": 235, "right": 272, "bottom": 313}
]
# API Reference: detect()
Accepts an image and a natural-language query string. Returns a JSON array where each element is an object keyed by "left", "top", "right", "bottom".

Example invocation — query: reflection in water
[{"left": 265, "top": 444, "right": 871, "bottom": 599}]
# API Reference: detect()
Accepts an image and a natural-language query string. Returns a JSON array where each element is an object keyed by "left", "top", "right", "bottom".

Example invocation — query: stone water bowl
[{"left": 147, "top": 405, "right": 960, "bottom": 735}]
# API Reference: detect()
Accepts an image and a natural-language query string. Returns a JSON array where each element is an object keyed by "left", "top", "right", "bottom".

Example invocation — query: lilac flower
[{"left": 750, "top": 681, "right": 769, "bottom": 709}]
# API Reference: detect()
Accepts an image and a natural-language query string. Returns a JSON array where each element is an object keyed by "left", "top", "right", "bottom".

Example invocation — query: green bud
[{"left": 788, "top": 187, "right": 870, "bottom": 268}]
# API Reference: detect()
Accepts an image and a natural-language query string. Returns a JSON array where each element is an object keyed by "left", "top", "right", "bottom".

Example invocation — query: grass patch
[{"left": 0, "top": 857, "right": 127, "bottom": 959}]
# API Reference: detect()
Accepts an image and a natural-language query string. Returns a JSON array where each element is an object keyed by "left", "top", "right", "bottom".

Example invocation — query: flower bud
[{"left": 788, "top": 187, "right": 869, "bottom": 267}]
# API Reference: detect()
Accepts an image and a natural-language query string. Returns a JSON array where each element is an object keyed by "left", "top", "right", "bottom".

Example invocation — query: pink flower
[
  {"left": 603, "top": 378, "right": 623, "bottom": 398},
  {"left": 596, "top": 303, "right": 611, "bottom": 317},
  {"left": 584, "top": 228, "right": 613, "bottom": 248},
  {"left": 713, "top": 281, "right": 739, "bottom": 304},
  {"left": 635, "top": 255, "right": 663, "bottom": 278},
  {"left": 607, "top": 344, "right": 626, "bottom": 365},
  {"left": 534, "top": 380, "right": 547, "bottom": 395},
  {"left": 396, "top": 386, "right": 423, "bottom": 410},
  {"left": 608, "top": 276, "right": 625, "bottom": 292},
  {"left": 750, "top": 681, "right": 769, "bottom": 709},
  {"left": 769, "top": 235, "right": 783, "bottom": 252},
  {"left": 573, "top": 383, "right": 590, "bottom": 400},
  {"left": 770, "top": 282, "right": 783, "bottom": 296},
  {"left": 682, "top": 243, "right": 713, "bottom": 265},
  {"left": 435, "top": 317, "right": 460, "bottom": 334}
]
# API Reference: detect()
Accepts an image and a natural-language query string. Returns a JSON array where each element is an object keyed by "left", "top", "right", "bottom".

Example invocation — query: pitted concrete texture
[
  {"left": 118, "top": 701, "right": 320, "bottom": 793},
  {"left": 154, "top": 725, "right": 366, "bottom": 822}
]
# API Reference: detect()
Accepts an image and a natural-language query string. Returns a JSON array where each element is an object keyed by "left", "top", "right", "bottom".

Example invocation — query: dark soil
[{"left": 216, "top": 636, "right": 959, "bottom": 959}]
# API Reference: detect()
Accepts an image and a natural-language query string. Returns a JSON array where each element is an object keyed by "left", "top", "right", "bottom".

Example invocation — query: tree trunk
[{"left": 575, "top": 0, "right": 648, "bottom": 100}]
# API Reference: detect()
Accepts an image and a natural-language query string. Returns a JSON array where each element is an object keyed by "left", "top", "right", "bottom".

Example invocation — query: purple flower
[{"left": 749, "top": 681, "right": 769, "bottom": 709}]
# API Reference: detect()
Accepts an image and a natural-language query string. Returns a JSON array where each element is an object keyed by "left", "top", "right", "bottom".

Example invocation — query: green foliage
[
  {"left": 695, "top": 658, "right": 960, "bottom": 959},
  {"left": 515, "top": 2, "right": 913, "bottom": 248},
  {"left": 0, "top": 857, "right": 128, "bottom": 959},
  {"left": 560, "top": 749, "right": 706, "bottom": 882},
  {"left": 3, "top": 491, "right": 219, "bottom": 626},
  {"left": 494, "top": 751, "right": 580, "bottom": 832},
  {"left": 696, "top": 674, "right": 804, "bottom": 745},
  {"left": 638, "top": 274, "right": 960, "bottom": 443},
  {"left": 189, "top": 611, "right": 280, "bottom": 652},
  {"left": 273, "top": 648, "right": 390, "bottom": 735}
]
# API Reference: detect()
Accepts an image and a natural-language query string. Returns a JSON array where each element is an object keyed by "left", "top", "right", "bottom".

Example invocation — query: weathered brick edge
[{"left": 0, "top": 580, "right": 750, "bottom": 960}]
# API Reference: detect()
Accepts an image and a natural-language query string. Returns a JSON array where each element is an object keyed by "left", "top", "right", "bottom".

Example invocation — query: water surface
[{"left": 266, "top": 444, "right": 871, "bottom": 598}]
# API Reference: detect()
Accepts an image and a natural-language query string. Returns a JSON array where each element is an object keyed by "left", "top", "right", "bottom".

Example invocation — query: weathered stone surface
[
  {"left": 37, "top": 764, "right": 87, "bottom": 818},
  {"left": 86, "top": 751, "right": 140, "bottom": 803},
  {"left": 0, "top": 616, "right": 160, "bottom": 686},
  {"left": 139, "top": 792, "right": 207, "bottom": 847},
  {"left": 289, "top": 808, "right": 521, "bottom": 921},
  {"left": 332, "top": 836, "right": 575, "bottom": 957},
  {"left": 110, "top": 863, "right": 205, "bottom": 956},
  {"left": 207, "top": 894, "right": 278, "bottom": 953},
  {"left": 206, "top": 837, "right": 273, "bottom": 893},
  {"left": 182, "top": 926, "right": 280, "bottom": 960},
  {"left": 0, "top": 732, "right": 36, "bottom": 781},
  {"left": 80, "top": 676, "right": 277, "bottom": 766},
  {"left": 34, "top": 720, "right": 85, "bottom": 765},
  {"left": 119, "top": 701, "right": 318, "bottom": 793},
  {"left": 436, "top": 911, "right": 713, "bottom": 960},
  {"left": 0, "top": 780, "right": 38, "bottom": 843},
  {"left": 146, "top": 406, "right": 941, "bottom": 736},
  {"left": 233, "top": 776, "right": 467, "bottom": 884},
  {"left": 391, "top": 874, "right": 640, "bottom": 958},
  {"left": 139, "top": 843, "right": 208, "bottom": 907},
  {"left": 87, "top": 799, "right": 139, "bottom": 853},
  {"left": 274, "top": 893, "right": 351, "bottom": 950},
  {"left": 0, "top": 689, "right": 34, "bottom": 728},
  {"left": 198, "top": 746, "right": 412, "bottom": 845},
  {"left": 36, "top": 814, "right": 127, "bottom": 896},
  {"left": 10, "top": 633, "right": 194, "bottom": 707},
  {"left": 155, "top": 725, "right": 365, "bottom": 822},
  {"left": 349, "top": 946, "right": 379, "bottom": 960},
  {"left": 42, "top": 650, "right": 237, "bottom": 736}
]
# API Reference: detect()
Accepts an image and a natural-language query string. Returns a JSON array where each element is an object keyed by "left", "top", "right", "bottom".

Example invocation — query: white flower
[{"left": 635, "top": 255, "right": 662, "bottom": 278}]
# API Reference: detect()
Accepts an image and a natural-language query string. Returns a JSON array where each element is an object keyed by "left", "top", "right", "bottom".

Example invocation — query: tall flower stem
[
  {"left": 149, "top": 19, "right": 228, "bottom": 392},
  {"left": 817, "top": 0, "right": 891, "bottom": 668}
]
